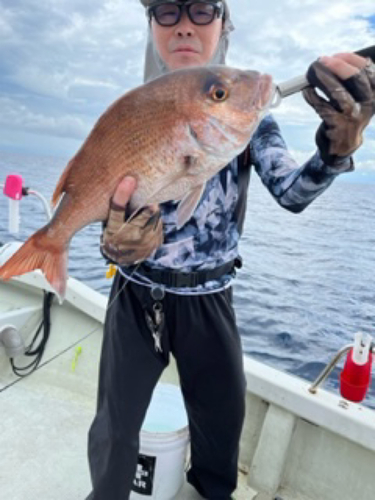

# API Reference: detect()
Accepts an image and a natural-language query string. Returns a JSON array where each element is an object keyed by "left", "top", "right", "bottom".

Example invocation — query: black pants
[{"left": 86, "top": 274, "right": 246, "bottom": 500}]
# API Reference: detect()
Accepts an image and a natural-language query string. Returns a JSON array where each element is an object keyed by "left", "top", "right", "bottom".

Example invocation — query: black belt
[{"left": 129, "top": 258, "right": 242, "bottom": 288}]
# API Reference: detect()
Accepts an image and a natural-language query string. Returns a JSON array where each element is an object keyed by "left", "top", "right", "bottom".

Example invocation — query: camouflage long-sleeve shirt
[{"left": 119, "top": 114, "right": 353, "bottom": 294}]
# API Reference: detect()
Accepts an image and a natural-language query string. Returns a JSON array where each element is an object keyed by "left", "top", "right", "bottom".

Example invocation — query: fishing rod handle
[{"left": 277, "top": 45, "right": 375, "bottom": 99}]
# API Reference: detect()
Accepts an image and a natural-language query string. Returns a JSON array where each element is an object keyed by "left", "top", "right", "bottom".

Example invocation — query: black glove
[{"left": 303, "top": 58, "right": 375, "bottom": 165}]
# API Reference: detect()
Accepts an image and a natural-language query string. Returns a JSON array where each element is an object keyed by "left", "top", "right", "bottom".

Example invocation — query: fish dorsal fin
[
  {"left": 177, "top": 183, "right": 205, "bottom": 229},
  {"left": 51, "top": 158, "right": 74, "bottom": 208}
]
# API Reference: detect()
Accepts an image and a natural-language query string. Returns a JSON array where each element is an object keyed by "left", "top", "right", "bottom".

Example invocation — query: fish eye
[{"left": 210, "top": 85, "right": 229, "bottom": 102}]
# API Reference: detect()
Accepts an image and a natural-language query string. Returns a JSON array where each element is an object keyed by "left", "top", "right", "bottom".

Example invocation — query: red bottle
[{"left": 340, "top": 333, "right": 373, "bottom": 403}]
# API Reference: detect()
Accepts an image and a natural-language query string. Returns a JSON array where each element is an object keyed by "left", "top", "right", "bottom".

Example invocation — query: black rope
[{"left": 10, "top": 291, "right": 54, "bottom": 377}]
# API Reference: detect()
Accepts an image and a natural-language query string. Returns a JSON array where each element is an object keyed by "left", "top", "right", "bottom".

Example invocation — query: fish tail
[{"left": 0, "top": 227, "right": 68, "bottom": 299}]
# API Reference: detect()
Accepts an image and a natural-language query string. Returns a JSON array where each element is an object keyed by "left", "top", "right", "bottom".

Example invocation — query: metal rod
[
  {"left": 0, "top": 183, "right": 53, "bottom": 223},
  {"left": 308, "top": 344, "right": 353, "bottom": 394},
  {"left": 274, "top": 45, "right": 375, "bottom": 103},
  {"left": 27, "top": 189, "right": 52, "bottom": 221}
]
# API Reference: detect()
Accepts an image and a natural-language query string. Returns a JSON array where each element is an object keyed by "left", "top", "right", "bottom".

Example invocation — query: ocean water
[{"left": 1, "top": 150, "right": 374, "bottom": 407}]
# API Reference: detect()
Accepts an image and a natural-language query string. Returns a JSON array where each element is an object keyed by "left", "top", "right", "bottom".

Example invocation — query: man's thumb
[{"left": 112, "top": 176, "right": 137, "bottom": 207}]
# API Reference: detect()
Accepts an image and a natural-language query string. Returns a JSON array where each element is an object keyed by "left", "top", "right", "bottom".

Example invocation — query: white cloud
[
  {"left": 0, "top": 0, "right": 374, "bottom": 168},
  {"left": 10, "top": 66, "right": 70, "bottom": 100},
  {"left": 0, "top": 9, "right": 13, "bottom": 39},
  {"left": 0, "top": 96, "right": 89, "bottom": 140},
  {"left": 273, "top": 95, "right": 320, "bottom": 127},
  {"left": 356, "top": 159, "right": 375, "bottom": 173},
  {"left": 230, "top": 0, "right": 374, "bottom": 79}
]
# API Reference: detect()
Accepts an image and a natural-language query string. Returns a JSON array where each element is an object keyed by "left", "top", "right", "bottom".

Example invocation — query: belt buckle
[{"left": 176, "top": 272, "right": 197, "bottom": 288}]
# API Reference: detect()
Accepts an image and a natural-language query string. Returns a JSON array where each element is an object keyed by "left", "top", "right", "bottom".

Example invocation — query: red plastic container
[
  {"left": 3, "top": 174, "right": 23, "bottom": 200},
  {"left": 340, "top": 348, "right": 373, "bottom": 402}
]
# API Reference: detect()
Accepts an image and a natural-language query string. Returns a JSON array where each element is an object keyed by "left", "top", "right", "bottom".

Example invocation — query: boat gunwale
[{"left": 1, "top": 270, "right": 374, "bottom": 455}]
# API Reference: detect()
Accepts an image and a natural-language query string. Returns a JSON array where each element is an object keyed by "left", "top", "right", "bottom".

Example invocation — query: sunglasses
[{"left": 148, "top": 1, "right": 225, "bottom": 27}]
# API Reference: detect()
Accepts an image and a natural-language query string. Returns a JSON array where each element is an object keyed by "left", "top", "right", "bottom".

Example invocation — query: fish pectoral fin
[{"left": 177, "top": 183, "right": 206, "bottom": 230}]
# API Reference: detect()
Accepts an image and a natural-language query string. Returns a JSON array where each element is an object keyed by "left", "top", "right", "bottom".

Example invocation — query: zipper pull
[
  {"left": 152, "top": 331, "right": 163, "bottom": 353},
  {"left": 153, "top": 302, "right": 163, "bottom": 327},
  {"left": 145, "top": 302, "right": 164, "bottom": 353}
]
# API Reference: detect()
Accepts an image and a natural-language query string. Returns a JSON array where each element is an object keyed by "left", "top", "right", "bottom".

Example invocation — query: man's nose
[{"left": 174, "top": 12, "right": 195, "bottom": 37}]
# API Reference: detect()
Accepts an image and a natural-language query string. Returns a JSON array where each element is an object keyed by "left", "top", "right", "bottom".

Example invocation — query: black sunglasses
[{"left": 148, "top": 1, "right": 225, "bottom": 27}]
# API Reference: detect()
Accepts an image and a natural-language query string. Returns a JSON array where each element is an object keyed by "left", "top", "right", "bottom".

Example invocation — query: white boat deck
[
  {"left": 0, "top": 284, "right": 253, "bottom": 500},
  {"left": 1, "top": 265, "right": 375, "bottom": 500}
]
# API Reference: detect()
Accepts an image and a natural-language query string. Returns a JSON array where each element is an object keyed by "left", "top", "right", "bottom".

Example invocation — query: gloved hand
[
  {"left": 101, "top": 177, "right": 163, "bottom": 266},
  {"left": 303, "top": 53, "right": 375, "bottom": 165}
]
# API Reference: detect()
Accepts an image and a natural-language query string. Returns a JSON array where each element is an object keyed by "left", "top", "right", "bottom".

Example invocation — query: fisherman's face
[{"left": 151, "top": 7, "right": 223, "bottom": 70}]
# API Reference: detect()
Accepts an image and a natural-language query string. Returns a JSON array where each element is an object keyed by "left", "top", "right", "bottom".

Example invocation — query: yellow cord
[
  {"left": 71, "top": 346, "right": 82, "bottom": 372},
  {"left": 106, "top": 264, "right": 117, "bottom": 279}
]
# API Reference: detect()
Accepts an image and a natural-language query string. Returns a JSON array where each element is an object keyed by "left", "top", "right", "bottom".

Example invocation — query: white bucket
[{"left": 130, "top": 383, "right": 190, "bottom": 500}]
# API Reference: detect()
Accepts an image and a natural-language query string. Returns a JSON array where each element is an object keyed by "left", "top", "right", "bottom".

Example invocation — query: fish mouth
[
  {"left": 259, "top": 74, "right": 276, "bottom": 110},
  {"left": 253, "top": 73, "right": 275, "bottom": 112}
]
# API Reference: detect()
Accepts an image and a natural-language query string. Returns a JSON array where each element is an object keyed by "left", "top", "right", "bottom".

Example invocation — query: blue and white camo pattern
[{"left": 119, "top": 114, "right": 353, "bottom": 295}]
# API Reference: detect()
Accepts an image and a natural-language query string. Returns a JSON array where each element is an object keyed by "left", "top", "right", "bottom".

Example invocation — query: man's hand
[
  {"left": 303, "top": 53, "right": 375, "bottom": 165},
  {"left": 101, "top": 177, "right": 163, "bottom": 266}
]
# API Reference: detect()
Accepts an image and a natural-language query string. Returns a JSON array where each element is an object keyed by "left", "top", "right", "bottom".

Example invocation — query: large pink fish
[{"left": 0, "top": 66, "right": 274, "bottom": 298}]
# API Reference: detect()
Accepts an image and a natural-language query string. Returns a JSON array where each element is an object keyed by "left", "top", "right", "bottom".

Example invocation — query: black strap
[
  {"left": 234, "top": 143, "right": 253, "bottom": 235},
  {"left": 133, "top": 258, "right": 242, "bottom": 288}
]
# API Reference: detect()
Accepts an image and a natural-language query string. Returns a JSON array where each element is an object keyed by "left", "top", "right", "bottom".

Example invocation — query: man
[{"left": 86, "top": 2, "right": 375, "bottom": 499}]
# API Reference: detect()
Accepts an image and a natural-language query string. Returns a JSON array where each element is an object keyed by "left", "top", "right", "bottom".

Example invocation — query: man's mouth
[{"left": 173, "top": 46, "right": 199, "bottom": 54}]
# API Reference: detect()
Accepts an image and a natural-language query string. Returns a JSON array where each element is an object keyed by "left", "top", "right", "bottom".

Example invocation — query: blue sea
[{"left": 1, "top": 150, "right": 374, "bottom": 408}]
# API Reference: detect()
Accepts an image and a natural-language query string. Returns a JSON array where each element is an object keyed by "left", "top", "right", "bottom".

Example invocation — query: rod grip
[
  {"left": 276, "top": 45, "right": 375, "bottom": 99},
  {"left": 356, "top": 45, "right": 375, "bottom": 62}
]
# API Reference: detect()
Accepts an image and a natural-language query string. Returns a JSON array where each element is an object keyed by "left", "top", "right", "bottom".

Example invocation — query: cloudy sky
[{"left": 0, "top": 0, "right": 374, "bottom": 180}]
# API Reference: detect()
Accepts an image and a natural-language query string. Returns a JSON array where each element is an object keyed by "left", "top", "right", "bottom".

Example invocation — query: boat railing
[{"left": 309, "top": 332, "right": 374, "bottom": 404}]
